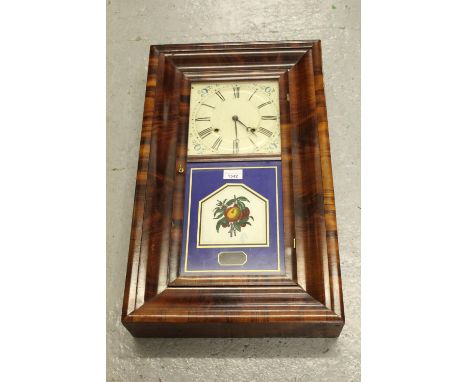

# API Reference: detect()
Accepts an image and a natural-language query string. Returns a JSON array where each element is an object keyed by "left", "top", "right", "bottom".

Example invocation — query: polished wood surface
[{"left": 122, "top": 41, "right": 344, "bottom": 337}]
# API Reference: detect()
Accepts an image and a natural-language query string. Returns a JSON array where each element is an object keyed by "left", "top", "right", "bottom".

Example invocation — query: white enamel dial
[{"left": 187, "top": 81, "right": 281, "bottom": 156}]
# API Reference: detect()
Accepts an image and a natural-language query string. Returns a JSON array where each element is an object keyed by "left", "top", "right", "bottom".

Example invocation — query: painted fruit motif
[
  {"left": 240, "top": 207, "right": 250, "bottom": 219},
  {"left": 213, "top": 195, "right": 254, "bottom": 237},
  {"left": 225, "top": 205, "right": 241, "bottom": 222},
  {"left": 239, "top": 207, "right": 250, "bottom": 226}
]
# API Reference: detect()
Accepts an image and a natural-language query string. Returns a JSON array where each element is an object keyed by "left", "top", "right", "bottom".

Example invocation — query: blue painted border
[{"left": 180, "top": 161, "right": 285, "bottom": 276}]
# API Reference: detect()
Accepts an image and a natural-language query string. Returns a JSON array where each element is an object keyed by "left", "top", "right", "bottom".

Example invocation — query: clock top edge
[{"left": 151, "top": 40, "right": 321, "bottom": 53}]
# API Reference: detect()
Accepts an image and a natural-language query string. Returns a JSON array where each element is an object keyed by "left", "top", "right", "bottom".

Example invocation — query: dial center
[{"left": 212, "top": 99, "right": 258, "bottom": 139}]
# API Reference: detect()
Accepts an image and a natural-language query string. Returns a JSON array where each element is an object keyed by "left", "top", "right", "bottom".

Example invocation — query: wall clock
[{"left": 122, "top": 41, "right": 344, "bottom": 337}]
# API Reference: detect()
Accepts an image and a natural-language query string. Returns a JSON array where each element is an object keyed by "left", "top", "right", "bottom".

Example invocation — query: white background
[
  {"left": 363, "top": 1, "right": 468, "bottom": 380},
  {"left": 1, "top": 0, "right": 467, "bottom": 380},
  {"left": 0, "top": 1, "right": 105, "bottom": 380}
]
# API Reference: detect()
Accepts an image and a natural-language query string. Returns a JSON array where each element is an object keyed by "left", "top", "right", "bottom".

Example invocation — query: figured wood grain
[
  {"left": 122, "top": 41, "right": 344, "bottom": 337},
  {"left": 278, "top": 72, "right": 296, "bottom": 281},
  {"left": 288, "top": 48, "right": 328, "bottom": 305},
  {"left": 312, "top": 42, "right": 344, "bottom": 317},
  {"left": 122, "top": 49, "right": 159, "bottom": 315}
]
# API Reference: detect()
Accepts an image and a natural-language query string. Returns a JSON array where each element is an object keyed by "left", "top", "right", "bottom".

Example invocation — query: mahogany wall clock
[{"left": 122, "top": 41, "right": 344, "bottom": 337}]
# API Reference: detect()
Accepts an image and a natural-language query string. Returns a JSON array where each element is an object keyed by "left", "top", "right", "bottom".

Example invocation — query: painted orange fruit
[{"left": 224, "top": 205, "right": 241, "bottom": 222}]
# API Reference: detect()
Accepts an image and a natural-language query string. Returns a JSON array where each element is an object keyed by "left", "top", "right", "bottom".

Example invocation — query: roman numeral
[
  {"left": 233, "top": 139, "right": 239, "bottom": 154},
  {"left": 261, "top": 116, "right": 277, "bottom": 120},
  {"left": 233, "top": 86, "right": 240, "bottom": 98},
  {"left": 258, "top": 127, "right": 272, "bottom": 137},
  {"left": 195, "top": 117, "right": 210, "bottom": 122},
  {"left": 198, "top": 127, "right": 213, "bottom": 139},
  {"left": 257, "top": 100, "right": 272, "bottom": 109},
  {"left": 215, "top": 91, "right": 225, "bottom": 101},
  {"left": 248, "top": 89, "right": 257, "bottom": 101},
  {"left": 211, "top": 137, "right": 223, "bottom": 150},
  {"left": 201, "top": 103, "right": 215, "bottom": 109}
]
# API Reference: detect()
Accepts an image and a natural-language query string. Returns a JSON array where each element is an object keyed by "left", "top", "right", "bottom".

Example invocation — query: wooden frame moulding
[{"left": 121, "top": 41, "right": 344, "bottom": 337}]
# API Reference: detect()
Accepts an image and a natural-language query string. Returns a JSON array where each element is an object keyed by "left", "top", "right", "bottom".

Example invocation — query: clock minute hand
[
  {"left": 231, "top": 116, "right": 240, "bottom": 154},
  {"left": 232, "top": 115, "right": 238, "bottom": 138}
]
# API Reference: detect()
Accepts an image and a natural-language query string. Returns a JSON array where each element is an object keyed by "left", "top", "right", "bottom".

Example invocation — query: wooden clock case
[{"left": 121, "top": 41, "right": 344, "bottom": 337}]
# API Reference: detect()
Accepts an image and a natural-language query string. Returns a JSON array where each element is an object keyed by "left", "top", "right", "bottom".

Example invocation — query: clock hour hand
[
  {"left": 233, "top": 116, "right": 257, "bottom": 136},
  {"left": 240, "top": 121, "right": 257, "bottom": 137}
]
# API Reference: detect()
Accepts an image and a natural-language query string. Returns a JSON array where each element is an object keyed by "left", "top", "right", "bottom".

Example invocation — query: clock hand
[
  {"left": 232, "top": 115, "right": 238, "bottom": 139},
  {"left": 236, "top": 118, "right": 257, "bottom": 136},
  {"left": 231, "top": 116, "right": 240, "bottom": 154},
  {"left": 234, "top": 117, "right": 248, "bottom": 130}
]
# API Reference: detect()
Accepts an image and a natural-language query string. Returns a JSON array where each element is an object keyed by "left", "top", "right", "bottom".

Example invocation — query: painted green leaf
[
  {"left": 214, "top": 211, "right": 224, "bottom": 219},
  {"left": 216, "top": 218, "right": 227, "bottom": 232},
  {"left": 226, "top": 198, "right": 236, "bottom": 206},
  {"left": 237, "top": 196, "right": 250, "bottom": 202},
  {"left": 237, "top": 217, "right": 249, "bottom": 225}
]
